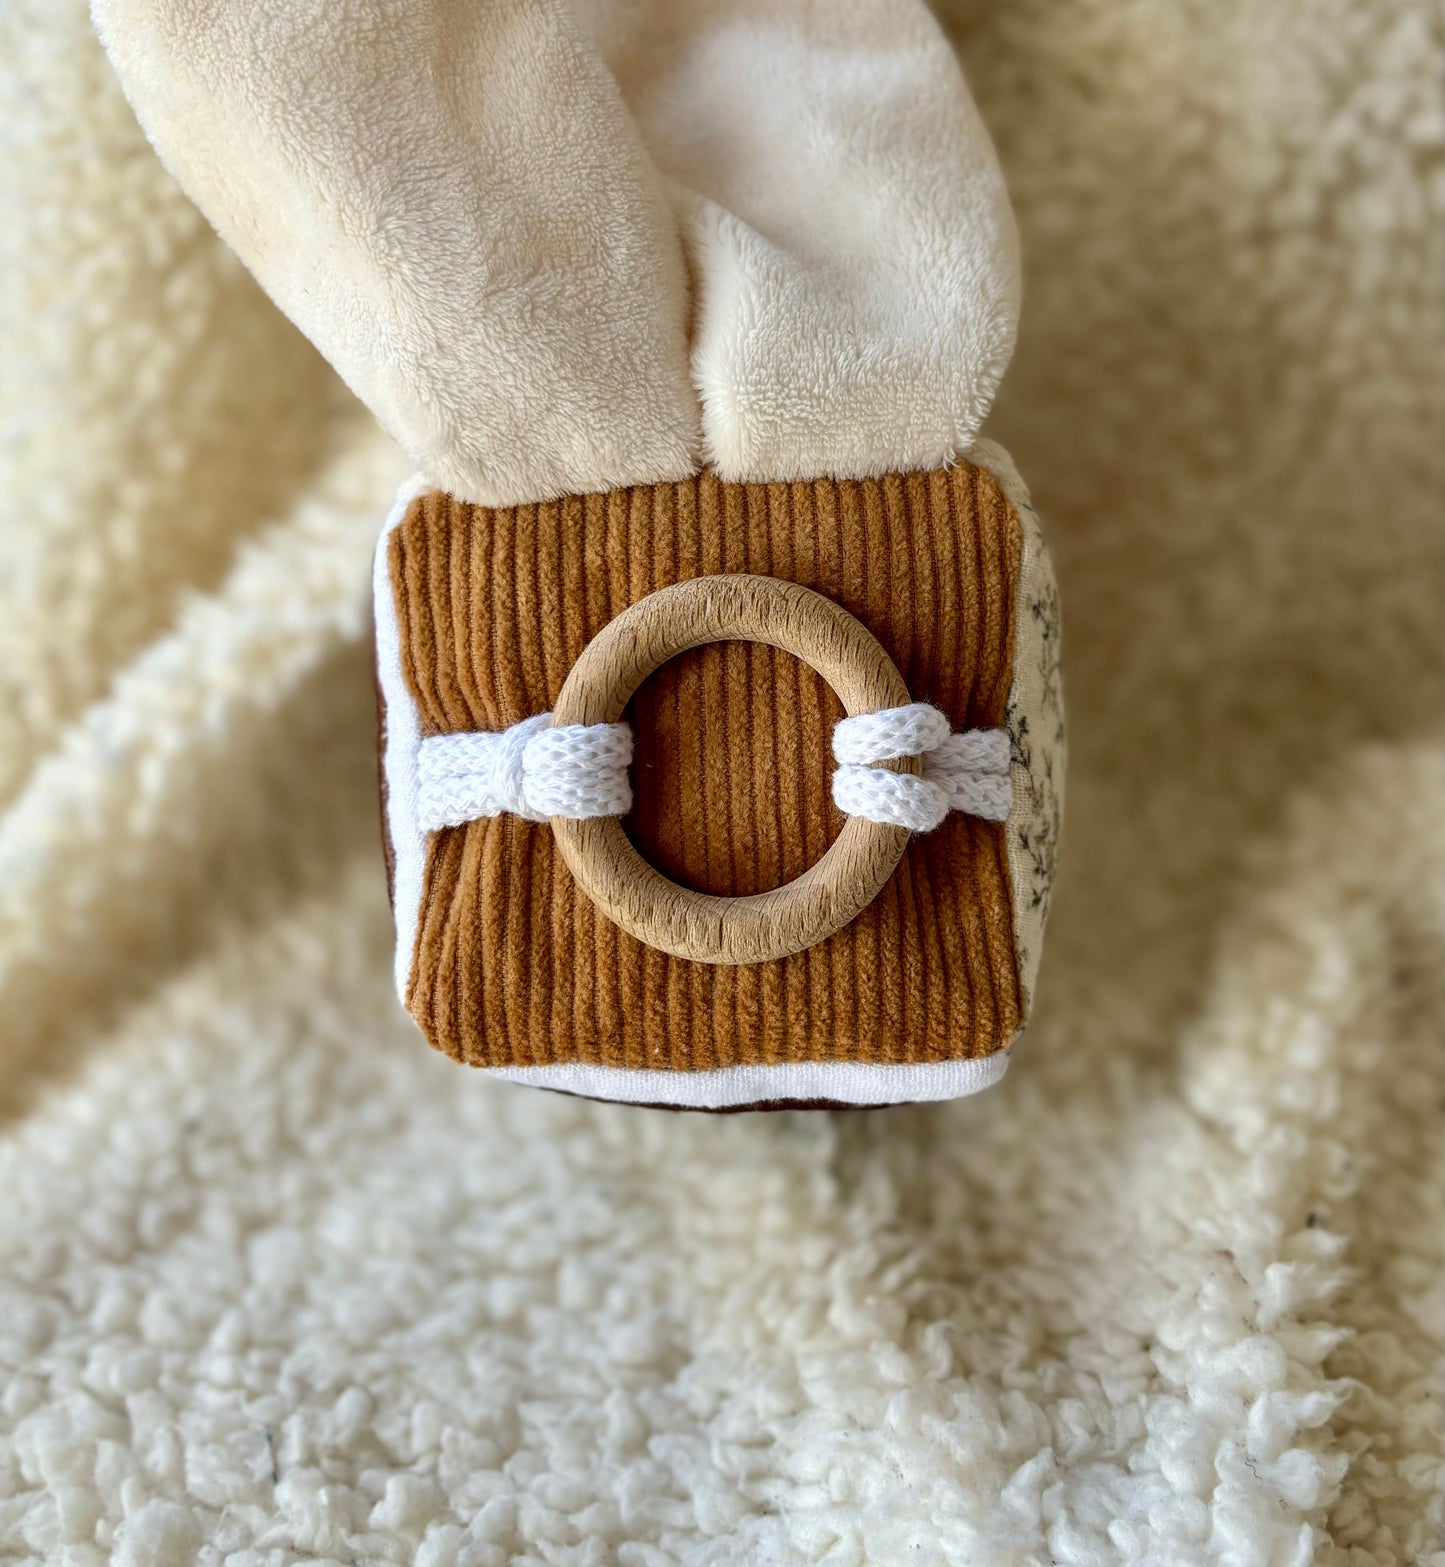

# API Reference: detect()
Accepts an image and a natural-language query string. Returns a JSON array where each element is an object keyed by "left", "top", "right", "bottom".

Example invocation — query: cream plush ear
[
  {"left": 91, "top": 0, "right": 702, "bottom": 508},
  {"left": 582, "top": 0, "right": 1021, "bottom": 483}
]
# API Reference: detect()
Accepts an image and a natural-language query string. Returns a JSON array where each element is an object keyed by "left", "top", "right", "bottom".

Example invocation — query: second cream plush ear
[
  {"left": 585, "top": 0, "right": 1020, "bottom": 484},
  {"left": 92, "top": 0, "right": 1019, "bottom": 505}
]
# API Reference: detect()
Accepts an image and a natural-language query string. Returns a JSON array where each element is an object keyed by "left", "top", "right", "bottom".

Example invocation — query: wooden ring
[{"left": 550, "top": 575, "right": 917, "bottom": 965}]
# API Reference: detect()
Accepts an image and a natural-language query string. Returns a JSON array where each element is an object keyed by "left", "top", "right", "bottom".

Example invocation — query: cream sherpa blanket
[{"left": 1, "top": 1, "right": 1441, "bottom": 1563}]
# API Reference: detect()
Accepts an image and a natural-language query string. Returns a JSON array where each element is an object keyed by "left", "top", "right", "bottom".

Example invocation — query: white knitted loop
[
  {"left": 925, "top": 765, "right": 1012, "bottom": 822},
  {"left": 832, "top": 765, "right": 950, "bottom": 833},
  {"left": 832, "top": 702, "right": 950, "bottom": 764},
  {"left": 416, "top": 715, "right": 632, "bottom": 830},
  {"left": 925, "top": 727, "right": 1012, "bottom": 779},
  {"left": 830, "top": 704, "right": 1013, "bottom": 831},
  {"left": 522, "top": 723, "right": 634, "bottom": 819}
]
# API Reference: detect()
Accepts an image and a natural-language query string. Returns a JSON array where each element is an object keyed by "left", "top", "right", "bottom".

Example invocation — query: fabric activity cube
[{"left": 375, "top": 443, "right": 1063, "bottom": 1109}]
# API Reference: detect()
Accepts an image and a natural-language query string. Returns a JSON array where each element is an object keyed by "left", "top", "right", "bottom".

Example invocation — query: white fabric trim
[
  {"left": 483, "top": 1052, "right": 1010, "bottom": 1109},
  {"left": 374, "top": 475, "right": 433, "bottom": 1005}
]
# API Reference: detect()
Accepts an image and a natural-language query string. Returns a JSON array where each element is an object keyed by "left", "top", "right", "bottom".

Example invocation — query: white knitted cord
[
  {"left": 414, "top": 703, "right": 1008, "bottom": 836},
  {"left": 416, "top": 715, "right": 632, "bottom": 830},
  {"left": 832, "top": 703, "right": 1012, "bottom": 831},
  {"left": 831, "top": 703, "right": 951, "bottom": 764}
]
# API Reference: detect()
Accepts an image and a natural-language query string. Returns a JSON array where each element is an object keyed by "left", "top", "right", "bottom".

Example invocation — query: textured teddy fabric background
[{"left": 1, "top": 2, "right": 1441, "bottom": 1564}]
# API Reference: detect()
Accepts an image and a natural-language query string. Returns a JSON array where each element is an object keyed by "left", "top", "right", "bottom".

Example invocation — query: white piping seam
[
  {"left": 482, "top": 1053, "right": 1009, "bottom": 1108},
  {"left": 374, "top": 475, "right": 433, "bottom": 1005}
]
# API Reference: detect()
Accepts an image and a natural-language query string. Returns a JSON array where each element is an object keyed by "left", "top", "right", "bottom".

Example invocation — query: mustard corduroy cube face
[{"left": 375, "top": 447, "right": 1063, "bottom": 1110}]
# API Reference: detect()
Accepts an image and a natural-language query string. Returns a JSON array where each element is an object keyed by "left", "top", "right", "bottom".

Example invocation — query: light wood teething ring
[{"left": 550, "top": 574, "right": 918, "bottom": 965}]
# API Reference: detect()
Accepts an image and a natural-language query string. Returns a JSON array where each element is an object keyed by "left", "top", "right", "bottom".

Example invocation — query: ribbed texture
[{"left": 387, "top": 463, "right": 1023, "bottom": 1070}]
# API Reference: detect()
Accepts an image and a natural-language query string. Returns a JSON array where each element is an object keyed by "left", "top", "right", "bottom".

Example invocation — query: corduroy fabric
[{"left": 386, "top": 462, "right": 1023, "bottom": 1070}]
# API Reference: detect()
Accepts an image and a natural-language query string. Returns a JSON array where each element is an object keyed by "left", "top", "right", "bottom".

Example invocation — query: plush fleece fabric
[
  {"left": 0, "top": 2, "right": 1441, "bottom": 1564},
  {"left": 90, "top": 0, "right": 1017, "bottom": 506}
]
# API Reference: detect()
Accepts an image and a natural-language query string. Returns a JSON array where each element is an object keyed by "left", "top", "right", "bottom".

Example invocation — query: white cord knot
[
  {"left": 417, "top": 715, "right": 632, "bottom": 830},
  {"left": 831, "top": 703, "right": 1012, "bottom": 831}
]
